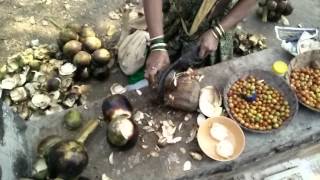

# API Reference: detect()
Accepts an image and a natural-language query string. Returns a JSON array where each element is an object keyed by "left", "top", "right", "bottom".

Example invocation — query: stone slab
[{"left": 22, "top": 48, "right": 320, "bottom": 180}]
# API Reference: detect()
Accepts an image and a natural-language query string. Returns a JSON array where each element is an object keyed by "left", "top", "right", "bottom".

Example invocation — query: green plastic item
[{"left": 128, "top": 67, "right": 145, "bottom": 84}]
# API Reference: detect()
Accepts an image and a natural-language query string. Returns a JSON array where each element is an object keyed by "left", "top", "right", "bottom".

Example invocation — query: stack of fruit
[
  {"left": 290, "top": 65, "right": 320, "bottom": 110},
  {"left": 58, "top": 23, "right": 112, "bottom": 81},
  {"left": 256, "top": 0, "right": 294, "bottom": 22},
  {"left": 227, "top": 76, "right": 291, "bottom": 131}
]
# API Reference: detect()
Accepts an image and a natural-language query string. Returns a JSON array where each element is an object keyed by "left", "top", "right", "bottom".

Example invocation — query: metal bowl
[
  {"left": 286, "top": 50, "right": 320, "bottom": 112},
  {"left": 223, "top": 69, "right": 299, "bottom": 133}
]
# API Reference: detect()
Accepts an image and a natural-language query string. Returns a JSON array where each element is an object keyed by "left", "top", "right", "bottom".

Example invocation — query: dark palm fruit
[
  {"left": 73, "top": 51, "right": 92, "bottom": 67},
  {"left": 106, "top": 116, "right": 139, "bottom": 150},
  {"left": 80, "top": 25, "right": 96, "bottom": 38},
  {"left": 63, "top": 40, "right": 82, "bottom": 57},
  {"left": 46, "top": 119, "right": 99, "bottom": 179},
  {"left": 59, "top": 29, "right": 79, "bottom": 43},
  {"left": 267, "top": 0, "right": 278, "bottom": 10},
  {"left": 83, "top": 37, "right": 102, "bottom": 52},
  {"left": 66, "top": 22, "right": 82, "bottom": 33},
  {"left": 64, "top": 109, "right": 83, "bottom": 130},
  {"left": 74, "top": 67, "right": 91, "bottom": 81},
  {"left": 282, "top": 3, "right": 293, "bottom": 16},
  {"left": 47, "top": 77, "right": 61, "bottom": 92},
  {"left": 258, "top": 0, "right": 267, "bottom": 6},
  {"left": 91, "top": 65, "right": 109, "bottom": 81},
  {"left": 276, "top": 0, "right": 288, "bottom": 13},
  {"left": 256, "top": 7, "right": 264, "bottom": 17},
  {"left": 46, "top": 140, "right": 88, "bottom": 179},
  {"left": 92, "top": 48, "right": 111, "bottom": 65},
  {"left": 37, "top": 135, "right": 62, "bottom": 158},
  {"left": 101, "top": 94, "right": 133, "bottom": 122},
  {"left": 268, "top": 11, "right": 281, "bottom": 22}
]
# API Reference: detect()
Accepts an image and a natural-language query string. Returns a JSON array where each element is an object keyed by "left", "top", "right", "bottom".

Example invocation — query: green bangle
[
  {"left": 150, "top": 46, "right": 167, "bottom": 51},
  {"left": 150, "top": 38, "right": 165, "bottom": 45}
]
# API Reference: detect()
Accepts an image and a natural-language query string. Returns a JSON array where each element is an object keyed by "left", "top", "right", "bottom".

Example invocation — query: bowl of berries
[
  {"left": 223, "top": 69, "right": 299, "bottom": 133},
  {"left": 287, "top": 50, "right": 320, "bottom": 112}
]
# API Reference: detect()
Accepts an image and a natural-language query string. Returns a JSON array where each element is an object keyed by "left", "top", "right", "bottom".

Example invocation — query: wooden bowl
[
  {"left": 223, "top": 69, "right": 299, "bottom": 133},
  {"left": 286, "top": 50, "right": 320, "bottom": 112},
  {"left": 197, "top": 116, "right": 245, "bottom": 161}
]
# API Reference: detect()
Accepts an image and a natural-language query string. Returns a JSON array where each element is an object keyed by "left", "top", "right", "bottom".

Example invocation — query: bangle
[
  {"left": 214, "top": 26, "right": 223, "bottom": 38},
  {"left": 151, "top": 48, "right": 167, "bottom": 52},
  {"left": 150, "top": 38, "right": 165, "bottom": 45},
  {"left": 217, "top": 23, "right": 225, "bottom": 35},
  {"left": 150, "top": 43, "right": 167, "bottom": 49},
  {"left": 210, "top": 29, "right": 219, "bottom": 40},
  {"left": 150, "top": 35, "right": 164, "bottom": 41}
]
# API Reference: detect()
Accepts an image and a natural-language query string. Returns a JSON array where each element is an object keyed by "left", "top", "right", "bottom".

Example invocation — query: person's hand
[
  {"left": 198, "top": 30, "right": 219, "bottom": 59},
  {"left": 144, "top": 50, "right": 170, "bottom": 88}
]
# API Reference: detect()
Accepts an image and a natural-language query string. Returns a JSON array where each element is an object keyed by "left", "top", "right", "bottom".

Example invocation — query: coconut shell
[
  {"left": 92, "top": 48, "right": 111, "bottom": 65},
  {"left": 73, "top": 51, "right": 92, "bottom": 67},
  {"left": 83, "top": 37, "right": 102, "bottom": 52},
  {"left": 63, "top": 40, "right": 82, "bottom": 57},
  {"left": 59, "top": 29, "right": 79, "bottom": 43}
]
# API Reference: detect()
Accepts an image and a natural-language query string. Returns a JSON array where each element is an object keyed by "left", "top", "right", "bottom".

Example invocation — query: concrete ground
[
  {"left": 0, "top": 0, "right": 319, "bottom": 103},
  {"left": 0, "top": 0, "right": 319, "bottom": 179}
]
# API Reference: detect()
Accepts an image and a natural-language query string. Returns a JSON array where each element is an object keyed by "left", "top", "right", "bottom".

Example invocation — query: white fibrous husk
[
  {"left": 18, "top": 66, "right": 30, "bottom": 86},
  {"left": 24, "top": 82, "right": 39, "bottom": 96},
  {"left": 63, "top": 93, "right": 79, "bottom": 108},
  {"left": 33, "top": 47, "right": 50, "bottom": 60},
  {"left": 6, "top": 57, "right": 20, "bottom": 73},
  {"left": 0, "top": 76, "right": 19, "bottom": 90},
  {"left": 197, "top": 113, "right": 207, "bottom": 126},
  {"left": 183, "top": 161, "right": 192, "bottom": 171},
  {"left": 59, "top": 63, "right": 77, "bottom": 76},
  {"left": 110, "top": 83, "right": 127, "bottom": 95},
  {"left": 199, "top": 86, "right": 223, "bottom": 118},
  {"left": 40, "top": 63, "right": 55, "bottom": 74},
  {"left": 185, "top": 127, "right": 197, "bottom": 144},
  {"left": 49, "top": 91, "right": 61, "bottom": 101},
  {"left": 0, "top": 41, "right": 87, "bottom": 120},
  {"left": 118, "top": 30, "right": 150, "bottom": 75},
  {"left": 31, "top": 71, "right": 46, "bottom": 83},
  {"left": 61, "top": 77, "right": 73, "bottom": 90},
  {"left": 31, "top": 94, "right": 51, "bottom": 109},
  {"left": 157, "top": 120, "right": 182, "bottom": 145},
  {"left": 189, "top": 152, "right": 203, "bottom": 161},
  {"left": 45, "top": 104, "right": 64, "bottom": 115},
  {"left": 10, "top": 87, "right": 28, "bottom": 102}
]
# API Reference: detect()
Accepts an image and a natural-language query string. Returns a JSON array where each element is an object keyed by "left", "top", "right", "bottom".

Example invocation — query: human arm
[
  {"left": 143, "top": 0, "right": 170, "bottom": 87},
  {"left": 199, "top": 0, "right": 257, "bottom": 58}
]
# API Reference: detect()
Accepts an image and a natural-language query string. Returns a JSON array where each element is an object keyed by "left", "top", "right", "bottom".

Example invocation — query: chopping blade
[{"left": 157, "top": 45, "right": 205, "bottom": 102}]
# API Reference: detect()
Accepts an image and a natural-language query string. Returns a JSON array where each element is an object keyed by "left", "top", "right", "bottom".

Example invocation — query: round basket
[
  {"left": 223, "top": 69, "right": 299, "bottom": 133},
  {"left": 286, "top": 50, "right": 320, "bottom": 112}
]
